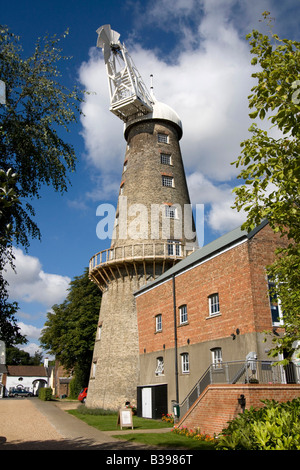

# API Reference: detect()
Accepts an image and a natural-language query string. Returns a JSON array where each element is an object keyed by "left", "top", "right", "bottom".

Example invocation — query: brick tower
[{"left": 86, "top": 26, "right": 197, "bottom": 409}]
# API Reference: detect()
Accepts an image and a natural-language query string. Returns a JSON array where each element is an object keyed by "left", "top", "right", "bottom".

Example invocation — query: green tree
[
  {"left": 6, "top": 346, "right": 43, "bottom": 365},
  {"left": 232, "top": 12, "right": 300, "bottom": 362},
  {"left": 0, "top": 25, "right": 83, "bottom": 246},
  {"left": 0, "top": 25, "right": 83, "bottom": 345},
  {"left": 0, "top": 168, "right": 24, "bottom": 345},
  {"left": 40, "top": 268, "right": 101, "bottom": 388}
]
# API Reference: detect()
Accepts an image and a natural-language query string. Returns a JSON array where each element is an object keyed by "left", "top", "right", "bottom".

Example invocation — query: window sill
[{"left": 206, "top": 313, "right": 221, "bottom": 320}]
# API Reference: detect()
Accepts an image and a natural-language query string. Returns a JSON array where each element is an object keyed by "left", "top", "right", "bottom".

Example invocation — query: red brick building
[{"left": 134, "top": 221, "right": 300, "bottom": 421}]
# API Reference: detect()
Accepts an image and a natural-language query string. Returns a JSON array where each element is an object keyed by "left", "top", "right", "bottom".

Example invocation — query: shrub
[
  {"left": 217, "top": 398, "right": 300, "bottom": 450},
  {"left": 162, "top": 413, "right": 174, "bottom": 424},
  {"left": 172, "top": 426, "right": 215, "bottom": 443},
  {"left": 38, "top": 387, "right": 52, "bottom": 401},
  {"left": 69, "top": 377, "right": 81, "bottom": 399}
]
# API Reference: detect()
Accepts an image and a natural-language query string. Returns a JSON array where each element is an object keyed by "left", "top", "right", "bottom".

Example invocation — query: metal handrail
[
  {"left": 89, "top": 241, "right": 186, "bottom": 272},
  {"left": 179, "top": 360, "right": 300, "bottom": 417}
]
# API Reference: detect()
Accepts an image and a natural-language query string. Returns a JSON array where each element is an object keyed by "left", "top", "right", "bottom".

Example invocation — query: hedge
[{"left": 38, "top": 387, "right": 52, "bottom": 401}]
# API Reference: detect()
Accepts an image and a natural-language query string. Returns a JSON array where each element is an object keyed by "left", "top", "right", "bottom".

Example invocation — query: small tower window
[
  {"left": 91, "top": 361, "right": 97, "bottom": 378},
  {"left": 165, "top": 205, "right": 177, "bottom": 218},
  {"left": 162, "top": 175, "right": 174, "bottom": 187},
  {"left": 158, "top": 133, "right": 169, "bottom": 144},
  {"left": 161, "top": 153, "right": 171, "bottom": 165},
  {"left": 167, "top": 240, "right": 181, "bottom": 256}
]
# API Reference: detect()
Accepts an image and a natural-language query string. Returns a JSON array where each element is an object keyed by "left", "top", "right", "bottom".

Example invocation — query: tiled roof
[{"left": 7, "top": 365, "right": 48, "bottom": 377}]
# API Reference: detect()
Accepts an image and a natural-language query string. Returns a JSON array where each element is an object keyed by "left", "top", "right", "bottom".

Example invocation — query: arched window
[
  {"left": 211, "top": 347, "right": 222, "bottom": 369},
  {"left": 155, "top": 357, "right": 164, "bottom": 376}
]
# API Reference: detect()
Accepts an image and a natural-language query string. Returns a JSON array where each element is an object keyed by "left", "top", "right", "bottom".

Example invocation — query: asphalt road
[{"left": 0, "top": 398, "right": 161, "bottom": 450}]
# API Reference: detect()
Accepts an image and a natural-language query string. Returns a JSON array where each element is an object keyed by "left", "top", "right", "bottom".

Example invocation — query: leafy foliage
[
  {"left": 40, "top": 268, "right": 101, "bottom": 387},
  {"left": 0, "top": 25, "right": 83, "bottom": 247},
  {"left": 232, "top": 12, "right": 300, "bottom": 360},
  {"left": 0, "top": 25, "right": 83, "bottom": 346},
  {"left": 6, "top": 346, "right": 43, "bottom": 365},
  {"left": 217, "top": 398, "right": 300, "bottom": 450},
  {"left": 38, "top": 387, "right": 52, "bottom": 401},
  {"left": 0, "top": 168, "right": 25, "bottom": 345}
]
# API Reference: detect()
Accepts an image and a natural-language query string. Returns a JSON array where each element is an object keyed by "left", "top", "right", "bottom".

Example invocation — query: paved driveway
[{"left": 0, "top": 398, "right": 156, "bottom": 450}]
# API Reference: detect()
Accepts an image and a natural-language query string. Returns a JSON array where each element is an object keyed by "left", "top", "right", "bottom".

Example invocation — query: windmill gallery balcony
[{"left": 89, "top": 241, "right": 193, "bottom": 289}]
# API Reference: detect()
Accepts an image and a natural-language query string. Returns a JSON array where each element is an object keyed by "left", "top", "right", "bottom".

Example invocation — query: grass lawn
[
  {"left": 68, "top": 409, "right": 173, "bottom": 432},
  {"left": 111, "top": 432, "right": 216, "bottom": 450},
  {"left": 67, "top": 408, "right": 217, "bottom": 450}
]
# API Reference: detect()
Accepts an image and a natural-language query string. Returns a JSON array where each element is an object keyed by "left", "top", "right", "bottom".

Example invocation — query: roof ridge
[{"left": 134, "top": 220, "right": 269, "bottom": 295}]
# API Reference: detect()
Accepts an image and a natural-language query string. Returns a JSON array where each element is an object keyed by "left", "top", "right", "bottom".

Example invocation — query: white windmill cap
[{"left": 124, "top": 98, "right": 183, "bottom": 140}]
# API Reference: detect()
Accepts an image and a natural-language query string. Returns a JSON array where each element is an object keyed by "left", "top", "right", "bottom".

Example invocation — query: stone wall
[{"left": 87, "top": 117, "right": 196, "bottom": 410}]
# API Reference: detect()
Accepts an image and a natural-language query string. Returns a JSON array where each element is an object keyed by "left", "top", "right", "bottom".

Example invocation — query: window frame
[
  {"left": 211, "top": 348, "right": 222, "bottom": 370},
  {"left": 91, "top": 361, "right": 97, "bottom": 378},
  {"left": 155, "top": 314, "right": 162, "bottom": 332},
  {"left": 268, "top": 278, "right": 284, "bottom": 327},
  {"left": 167, "top": 239, "right": 181, "bottom": 256},
  {"left": 208, "top": 293, "right": 220, "bottom": 316},
  {"left": 165, "top": 205, "right": 177, "bottom": 219},
  {"left": 179, "top": 304, "right": 188, "bottom": 325},
  {"left": 181, "top": 352, "right": 190, "bottom": 374},
  {"left": 162, "top": 175, "right": 174, "bottom": 187},
  {"left": 158, "top": 133, "right": 169, "bottom": 144},
  {"left": 155, "top": 356, "right": 164, "bottom": 376},
  {"left": 160, "top": 153, "right": 172, "bottom": 165}
]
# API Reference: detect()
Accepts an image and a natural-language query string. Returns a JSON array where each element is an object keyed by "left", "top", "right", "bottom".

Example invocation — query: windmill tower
[{"left": 86, "top": 25, "right": 197, "bottom": 409}]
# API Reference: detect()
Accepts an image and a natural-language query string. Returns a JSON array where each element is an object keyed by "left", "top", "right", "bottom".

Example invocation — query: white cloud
[
  {"left": 17, "top": 322, "right": 42, "bottom": 340},
  {"left": 78, "top": 0, "right": 277, "bottom": 233},
  {"left": 187, "top": 171, "right": 246, "bottom": 233},
  {"left": 4, "top": 248, "right": 71, "bottom": 308},
  {"left": 18, "top": 341, "right": 46, "bottom": 358}
]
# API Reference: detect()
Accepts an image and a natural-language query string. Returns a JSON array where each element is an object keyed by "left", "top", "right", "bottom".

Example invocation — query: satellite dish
[{"left": 96, "top": 24, "right": 120, "bottom": 63}]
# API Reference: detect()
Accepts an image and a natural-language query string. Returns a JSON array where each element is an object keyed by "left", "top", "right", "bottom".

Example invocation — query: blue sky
[{"left": 2, "top": 0, "right": 299, "bottom": 357}]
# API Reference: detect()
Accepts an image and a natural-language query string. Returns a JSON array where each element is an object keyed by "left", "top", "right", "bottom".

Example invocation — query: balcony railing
[
  {"left": 179, "top": 360, "right": 300, "bottom": 417},
  {"left": 89, "top": 241, "right": 187, "bottom": 272}
]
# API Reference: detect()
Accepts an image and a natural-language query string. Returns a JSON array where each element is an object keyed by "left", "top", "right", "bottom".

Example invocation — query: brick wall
[
  {"left": 136, "top": 223, "right": 290, "bottom": 412},
  {"left": 136, "top": 239, "right": 253, "bottom": 355},
  {"left": 178, "top": 384, "right": 300, "bottom": 436},
  {"left": 136, "top": 224, "right": 287, "bottom": 355},
  {"left": 248, "top": 225, "right": 287, "bottom": 331}
]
